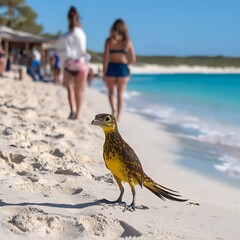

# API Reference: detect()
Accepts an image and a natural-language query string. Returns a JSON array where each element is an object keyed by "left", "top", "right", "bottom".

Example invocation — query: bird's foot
[
  {"left": 123, "top": 202, "right": 136, "bottom": 212},
  {"left": 99, "top": 198, "right": 126, "bottom": 207}
]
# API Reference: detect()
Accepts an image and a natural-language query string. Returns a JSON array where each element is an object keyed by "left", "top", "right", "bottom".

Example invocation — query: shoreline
[
  {"left": 89, "top": 62, "right": 240, "bottom": 74},
  {"left": 122, "top": 108, "right": 240, "bottom": 188},
  {"left": 0, "top": 78, "right": 239, "bottom": 239}
]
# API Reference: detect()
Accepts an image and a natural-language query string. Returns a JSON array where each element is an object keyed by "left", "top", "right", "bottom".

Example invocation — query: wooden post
[
  {"left": 25, "top": 42, "right": 29, "bottom": 55},
  {"left": 4, "top": 40, "right": 9, "bottom": 57}
]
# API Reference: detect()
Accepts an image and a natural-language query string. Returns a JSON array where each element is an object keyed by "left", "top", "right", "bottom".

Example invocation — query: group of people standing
[{"left": 57, "top": 6, "right": 136, "bottom": 121}]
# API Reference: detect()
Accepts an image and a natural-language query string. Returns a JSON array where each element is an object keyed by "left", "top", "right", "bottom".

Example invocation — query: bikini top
[{"left": 109, "top": 49, "right": 127, "bottom": 54}]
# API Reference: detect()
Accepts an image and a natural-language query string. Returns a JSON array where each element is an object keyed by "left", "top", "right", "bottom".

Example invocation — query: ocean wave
[
  {"left": 194, "top": 130, "right": 240, "bottom": 148},
  {"left": 124, "top": 91, "right": 141, "bottom": 100},
  {"left": 214, "top": 155, "right": 240, "bottom": 177},
  {"left": 126, "top": 104, "right": 240, "bottom": 149}
]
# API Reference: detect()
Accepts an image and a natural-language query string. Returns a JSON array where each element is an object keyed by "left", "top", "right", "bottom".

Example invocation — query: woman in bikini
[{"left": 103, "top": 19, "right": 136, "bottom": 121}]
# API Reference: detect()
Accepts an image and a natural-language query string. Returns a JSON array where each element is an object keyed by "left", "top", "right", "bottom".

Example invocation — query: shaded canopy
[{"left": 0, "top": 25, "right": 48, "bottom": 43}]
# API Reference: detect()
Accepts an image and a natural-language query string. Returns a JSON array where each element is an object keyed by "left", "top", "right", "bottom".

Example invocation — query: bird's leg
[
  {"left": 124, "top": 181, "right": 136, "bottom": 211},
  {"left": 100, "top": 175, "right": 126, "bottom": 206}
]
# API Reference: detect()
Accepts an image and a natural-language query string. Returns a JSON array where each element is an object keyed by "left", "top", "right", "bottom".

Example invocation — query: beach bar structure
[{"left": 0, "top": 25, "right": 51, "bottom": 66}]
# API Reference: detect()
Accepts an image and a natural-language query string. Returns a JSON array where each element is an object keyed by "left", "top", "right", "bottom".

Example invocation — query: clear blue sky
[{"left": 26, "top": 0, "right": 240, "bottom": 57}]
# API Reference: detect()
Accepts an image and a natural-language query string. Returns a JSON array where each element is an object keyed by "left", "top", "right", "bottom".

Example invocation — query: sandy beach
[{"left": 0, "top": 77, "right": 239, "bottom": 240}]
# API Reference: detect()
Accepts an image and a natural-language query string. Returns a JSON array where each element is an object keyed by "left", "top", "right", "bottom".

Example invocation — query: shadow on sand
[{"left": 0, "top": 199, "right": 101, "bottom": 209}]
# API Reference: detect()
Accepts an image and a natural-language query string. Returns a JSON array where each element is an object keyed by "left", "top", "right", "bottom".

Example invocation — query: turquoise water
[{"left": 127, "top": 74, "right": 240, "bottom": 127}]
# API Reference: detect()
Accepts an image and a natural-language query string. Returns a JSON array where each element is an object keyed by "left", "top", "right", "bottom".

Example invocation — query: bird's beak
[{"left": 91, "top": 118, "right": 102, "bottom": 126}]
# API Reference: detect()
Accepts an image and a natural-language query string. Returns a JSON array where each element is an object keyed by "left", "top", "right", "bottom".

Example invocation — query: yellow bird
[{"left": 91, "top": 113, "right": 187, "bottom": 210}]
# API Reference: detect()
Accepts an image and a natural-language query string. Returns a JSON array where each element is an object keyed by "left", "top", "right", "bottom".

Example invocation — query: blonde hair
[{"left": 110, "top": 19, "right": 129, "bottom": 47}]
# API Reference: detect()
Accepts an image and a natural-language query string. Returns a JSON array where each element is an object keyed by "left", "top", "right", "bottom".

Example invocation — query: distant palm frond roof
[{"left": 0, "top": 25, "right": 50, "bottom": 43}]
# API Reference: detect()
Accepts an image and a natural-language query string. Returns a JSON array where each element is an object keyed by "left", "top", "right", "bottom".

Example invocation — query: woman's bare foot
[{"left": 68, "top": 111, "right": 77, "bottom": 120}]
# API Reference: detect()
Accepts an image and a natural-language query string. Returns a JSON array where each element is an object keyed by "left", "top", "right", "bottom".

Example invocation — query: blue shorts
[{"left": 106, "top": 63, "right": 129, "bottom": 77}]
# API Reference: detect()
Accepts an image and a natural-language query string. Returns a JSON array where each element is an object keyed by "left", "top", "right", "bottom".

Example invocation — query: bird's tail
[{"left": 143, "top": 175, "right": 188, "bottom": 202}]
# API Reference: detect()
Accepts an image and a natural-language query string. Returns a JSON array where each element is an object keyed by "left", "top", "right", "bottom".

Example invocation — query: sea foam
[{"left": 215, "top": 155, "right": 240, "bottom": 177}]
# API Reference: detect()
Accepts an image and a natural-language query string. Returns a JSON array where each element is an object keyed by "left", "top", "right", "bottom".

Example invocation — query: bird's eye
[{"left": 105, "top": 116, "right": 110, "bottom": 122}]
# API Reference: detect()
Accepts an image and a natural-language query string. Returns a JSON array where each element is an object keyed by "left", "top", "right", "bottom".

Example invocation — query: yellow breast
[{"left": 104, "top": 152, "right": 129, "bottom": 182}]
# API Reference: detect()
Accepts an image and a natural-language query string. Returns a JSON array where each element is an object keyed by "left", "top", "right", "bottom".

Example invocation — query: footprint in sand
[
  {"left": 28, "top": 140, "right": 52, "bottom": 153},
  {"left": 10, "top": 182, "right": 45, "bottom": 194},
  {"left": 16, "top": 171, "right": 39, "bottom": 183},
  {"left": 72, "top": 188, "right": 83, "bottom": 195},
  {"left": 54, "top": 162, "right": 92, "bottom": 179},
  {"left": 7, "top": 208, "right": 142, "bottom": 239},
  {"left": 54, "top": 169, "right": 80, "bottom": 176},
  {"left": 51, "top": 148, "right": 65, "bottom": 158},
  {"left": 9, "top": 153, "right": 26, "bottom": 164},
  {"left": 0, "top": 151, "right": 26, "bottom": 166},
  {"left": 92, "top": 173, "right": 115, "bottom": 184},
  {"left": 45, "top": 133, "right": 65, "bottom": 139},
  {"left": 2, "top": 127, "right": 14, "bottom": 136}
]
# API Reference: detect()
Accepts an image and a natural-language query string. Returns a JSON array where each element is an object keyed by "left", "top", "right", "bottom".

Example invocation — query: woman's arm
[
  {"left": 103, "top": 38, "right": 110, "bottom": 81},
  {"left": 128, "top": 41, "right": 136, "bottom": 65}
]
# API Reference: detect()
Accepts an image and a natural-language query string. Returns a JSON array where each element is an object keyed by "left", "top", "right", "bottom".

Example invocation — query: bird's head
[{"left": 91, "top": 113, "right": 118, "bottom": 133}]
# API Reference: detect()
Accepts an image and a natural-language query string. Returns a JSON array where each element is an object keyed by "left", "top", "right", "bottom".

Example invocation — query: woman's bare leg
[
  {"left": 0, "top": 59, "right": 5, "bottom": 77},
  {"left": 116, "top": 77, "right": 129, "bottom": 121},
  {"left": 75, "top": 69, "right": 88, "bottom": 119},
  {"left": 106, "top": 77, "right": 117, "bottom": 116},
  {"left": 54, "top": 69, "right": 61, "bottom": 85},
  {"left": 64, "top": 71, "right": 75, "bottom": 117}
]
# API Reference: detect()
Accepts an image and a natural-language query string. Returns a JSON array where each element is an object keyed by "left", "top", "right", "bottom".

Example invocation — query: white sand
[
  {"left": 89, "top": 62, "right": 240, "bottom": 74},
  {"left": 0, "top": 77, "right": 239, "bottom": 240}
]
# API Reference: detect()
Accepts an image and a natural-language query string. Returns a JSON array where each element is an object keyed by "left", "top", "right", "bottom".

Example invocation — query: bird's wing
[{"left": 121, "top": 143, "right": 145, "bottom": 187}]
